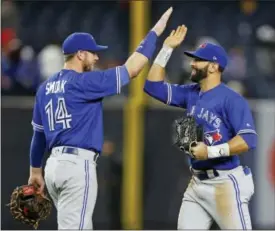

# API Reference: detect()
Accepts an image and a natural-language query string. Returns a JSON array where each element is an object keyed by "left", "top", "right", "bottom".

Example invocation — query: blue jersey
[
  {"left": 144, "top": 81, "right": 257, "bottom": 170},
  {"left": 31, "top": 66, "right": 129, "bottom": 153}
]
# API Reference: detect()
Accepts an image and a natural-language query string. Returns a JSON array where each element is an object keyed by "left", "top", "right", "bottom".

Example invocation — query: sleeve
[
  {"left": 31, "top": 95, "right": 44, "bottom": 132},
  {"left": 29, "top": 130, "right": 46, "bottom": 167},
  {"left": 80, "top": 65, "right": 130, "bottom": 100},
  {"left": 240, "top": 133, "right": 257, "bottom": 150},
  {"left": 144, "top": 80, "right": 194, "bottom": 108},
  {"left": 226, "top": 96, "right": 257, "bottom": 136}
]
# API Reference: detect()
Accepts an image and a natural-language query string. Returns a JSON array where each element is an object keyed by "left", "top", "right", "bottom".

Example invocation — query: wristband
[
  {"left": 207, "top": 143, "right": 230, "bottom": 159},
  {"left": 136, "top": 30, "right": 158, "bottom": 60},
  {"left": 153, "top": 45, "right": 173, "bottom": 68}
]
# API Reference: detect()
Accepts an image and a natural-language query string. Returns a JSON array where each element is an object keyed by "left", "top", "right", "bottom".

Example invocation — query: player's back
[{"left": 36, "top": 69, "right": 104, "bottom": 152}]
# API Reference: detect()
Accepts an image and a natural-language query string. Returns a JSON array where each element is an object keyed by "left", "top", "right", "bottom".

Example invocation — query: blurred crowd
[{"left": 1, "top": 0, "right": 275, "bottom": 98}]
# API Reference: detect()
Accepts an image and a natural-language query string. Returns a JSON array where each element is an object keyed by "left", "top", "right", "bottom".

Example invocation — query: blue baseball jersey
[
  {"left": 144, "top": 80, "right": 257, "bottom": 170},
  {"left": 31, "top": 66, "right": 129, "bottom": 153}
]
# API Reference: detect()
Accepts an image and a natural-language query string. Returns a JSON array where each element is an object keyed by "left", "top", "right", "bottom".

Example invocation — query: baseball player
[
  {"left": 143, "top": 25, "right": 257, "bottom": 229},
  {"left": 27, "top": 7, "right": 174, "bottom": 229}
]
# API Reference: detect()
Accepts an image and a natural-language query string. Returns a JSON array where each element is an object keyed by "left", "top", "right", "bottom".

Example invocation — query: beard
[
  {"left": 82, "top": 54, "right": 94, "bottom": 72},
  {"left": 190, "top": 64, "right": 209, "bottom": 83},
  {"left": 83, "top": 62, "right": 93, "bottom": 72}
]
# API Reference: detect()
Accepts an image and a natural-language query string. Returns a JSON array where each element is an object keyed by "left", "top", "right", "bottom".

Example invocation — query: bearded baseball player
[
  {"left": 27, "top": 7, "right": 174, "bottom": 229},
  {"left": 144, "top": 25, "right": 257, "bottom": 229}
]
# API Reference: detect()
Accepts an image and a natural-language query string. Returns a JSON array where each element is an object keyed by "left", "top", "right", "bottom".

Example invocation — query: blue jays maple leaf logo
[
  {"left": 199, "top": 43, "right": 207, "bottom": 49},
  {"left": 204, "top": 129, "right": 222, "bottom": 146}
]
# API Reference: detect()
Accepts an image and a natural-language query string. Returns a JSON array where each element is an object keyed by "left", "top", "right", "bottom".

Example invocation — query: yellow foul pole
[{"left": 121, "top": 0, "right": 149, "bottom": 229}]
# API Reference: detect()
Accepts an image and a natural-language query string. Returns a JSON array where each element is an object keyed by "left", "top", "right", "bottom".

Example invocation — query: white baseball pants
[
  {"left": 44, "top": 146, "right": 98, "bottom": 230},
  {"left": 177, "top": 166, "right": 254, "bottom": 230}
]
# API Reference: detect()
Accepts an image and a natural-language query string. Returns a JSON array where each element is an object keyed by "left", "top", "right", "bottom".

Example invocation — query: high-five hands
[
  {"left": 164, "top": 25, "right": 188, "bottom": 48},
  {"left": 152, "top": 7, "right": 173, "bottom": 36}
]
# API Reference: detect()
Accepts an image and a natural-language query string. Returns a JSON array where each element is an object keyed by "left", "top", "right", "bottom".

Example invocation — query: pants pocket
[
  {"left": 56, "top": 155, "right": 80, "bottom": 166},
  {"left": 229, "top": 170, "right": 254, "bottom": 203},
  {"left": 58, "top": 159, "right": 78, "bottom": 166}
]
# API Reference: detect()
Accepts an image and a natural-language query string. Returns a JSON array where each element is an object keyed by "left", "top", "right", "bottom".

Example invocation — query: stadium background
[{"left": 1, "top": 0, "right": 275, "bottom": 230}]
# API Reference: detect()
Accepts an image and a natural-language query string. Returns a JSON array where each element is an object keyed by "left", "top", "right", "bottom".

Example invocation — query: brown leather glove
[{"left": 7, "top": 184, "right": 52, "bottom": 229}]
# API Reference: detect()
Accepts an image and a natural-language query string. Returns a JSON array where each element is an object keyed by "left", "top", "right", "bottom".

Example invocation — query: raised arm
[
  {"left": 124, "top": 7, "right": 173, "bottom": 78},
  {"left": 144, "top": 25, "right": 192, "bottom": 107},
  {"left": 147, "top": 25, "right": 187, "bottom": 81},
  {"left": 77, "top": 7, "right": 174, "bottom": 101}
]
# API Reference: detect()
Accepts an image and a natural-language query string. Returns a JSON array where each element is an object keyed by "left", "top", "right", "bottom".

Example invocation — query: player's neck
[
  {"left": 200, "top": 77, "right": 221, "bottom": 92},
  {"left": 63, "top": 62, "right": 84, "bottom": 73}
]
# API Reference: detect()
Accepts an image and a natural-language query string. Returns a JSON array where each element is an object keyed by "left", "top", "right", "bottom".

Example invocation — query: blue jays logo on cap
[
  {"left": 199, "top": 43, "right": 207, "bottom": 49},
  {"left": 184, "top": 42, "right": 228, "bottom": 69},
  {"left": 62, "top": 32, "right": 108, "bottom": 55}
]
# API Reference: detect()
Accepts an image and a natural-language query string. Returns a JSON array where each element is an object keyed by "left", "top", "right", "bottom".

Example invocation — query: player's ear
[
  {"left": 76, "top": 50, "right": 85, "bottom": 61},
  {"left": 209, "top": 63, "right": 219, "bottom": 73}
]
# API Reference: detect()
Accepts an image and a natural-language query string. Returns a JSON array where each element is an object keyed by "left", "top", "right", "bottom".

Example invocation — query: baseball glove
[
  {"left": 172, "top": 113, "right": 204, "bottom": 157},
  {"left": 7, "top": 185, "right": 52, "bottom": 229}
]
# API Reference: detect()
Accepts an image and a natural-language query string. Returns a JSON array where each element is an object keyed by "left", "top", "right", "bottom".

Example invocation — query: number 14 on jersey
[{"left": 45, "top": 98, "right": 72, "bottom": 131}]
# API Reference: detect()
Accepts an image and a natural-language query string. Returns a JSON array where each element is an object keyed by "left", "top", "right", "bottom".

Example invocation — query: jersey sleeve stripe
[
  {"left": 31, "top": 121, "right": 44, "bottom": 131},
  {"left": 33, "top": 126, "right": 44, "bottom": 132},
  {"left": 169, "top": 84, "right": 172, "bottom": 104},
  {"left": 118, "top": 66, "right": 121, "bottom": 94},
  {"left": 237, "top": 129, "right": 257, "bottom": 135},
  {"left": 116, "top": 67, "right": 118, "bottom": 94},
  {"left": 165, "top": 83, "right": 169, "bottom": 104},
  {"left": 116, "top": 66, "right": 121, "bottom": 94},
  {"left": 166, "top": 83, "right": 172, "bottom": 105}
]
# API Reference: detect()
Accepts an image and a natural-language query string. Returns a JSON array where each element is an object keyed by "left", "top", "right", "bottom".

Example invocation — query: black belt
[
  {"left": 190, "top": 168, "right": 219, "bottom": 180},
  {"left": 190, "top": 166, "right": 251, "bottom": 181},
  {"left": 61, "top": 147, "right": 99, "bottom": 163}
]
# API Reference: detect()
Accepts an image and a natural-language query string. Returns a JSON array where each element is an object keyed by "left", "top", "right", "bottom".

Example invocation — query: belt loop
[
  {"left": 94, "top": 153, "right": 99, "bottom": 163},
  {"left": 243, "top": 166, "right": 251, "bottom": 175},
  {"left": 206, "top": 169, "right": 215, "bottom": 178},
  {"left": 191, "top": 168, "right": 220, "bottom": 180},
  {"left": 213, "top": 169, "right": 219, "bottom": 177},
  {"left": 52, "top": 146, "right": 99, "bottom": 163}
]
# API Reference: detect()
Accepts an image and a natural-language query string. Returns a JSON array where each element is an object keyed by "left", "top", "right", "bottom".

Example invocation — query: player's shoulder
[
  {"left": 220, "top": 83, "right": 247, "bottom": 103},
  {"left": 80, "top": 69, "right": 105, "bottom": 78},
  {"left": 35, "top": 72, "right": 62, "bottom": 96},
  {"left": 35, "top": 80, "right": 47, "bottom": 97}
]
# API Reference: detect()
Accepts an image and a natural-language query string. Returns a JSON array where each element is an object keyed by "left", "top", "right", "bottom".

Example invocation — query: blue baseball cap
[
  {"left": 62, "top": 32, "right": 108, "bottom": 54},
  {"left": 184, "top": 43, "right": 228, "bottom": 69}
]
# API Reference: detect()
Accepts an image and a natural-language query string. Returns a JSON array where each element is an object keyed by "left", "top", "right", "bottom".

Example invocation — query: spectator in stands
[
  {"left": 15, "top": 45, "right": 41, "bottom": 92},
  {"left": 1, "top": 28, "right": 20, "bottom": 92},
  {"left": 1, "top": 28, "right": 41, "bottom": 95},
  {"left": 37, "top": 44, "right": 63, "bottom": 81},
  {"left": 226, "top": 80, "right": 246, "bottom": 96},
  {"left": 1, "top": 0, "right": 19, "bottom": 32},
  {"left": 224, "top": 47, "right": 247, "bottom": 81}
]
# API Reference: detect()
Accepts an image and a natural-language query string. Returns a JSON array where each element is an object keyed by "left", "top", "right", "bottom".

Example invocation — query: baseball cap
[
  {"left": 62, "top": 32, "right": 108, "bottom": 54},
  {"left": 184, "top": 43, "right": 228, "bottom": 69}
]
